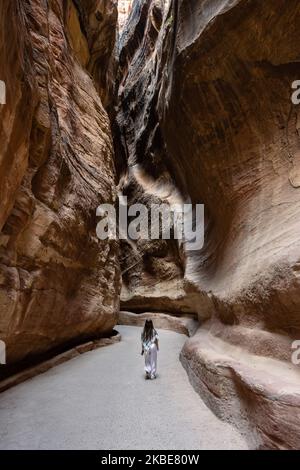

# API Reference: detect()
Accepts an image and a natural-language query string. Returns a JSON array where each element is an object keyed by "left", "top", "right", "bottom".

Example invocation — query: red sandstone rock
[
  {"left": 116, "top": 0, "right": 300, "bottom": 449},
  {"left": 0, "top": 0, "right": 120, "bottom": 365},
  {"left": 119, "top": 310, "right": 198, "bottom": 336},
  {"left": 2, "top": 0, "right": 300, "bottom": 450}
]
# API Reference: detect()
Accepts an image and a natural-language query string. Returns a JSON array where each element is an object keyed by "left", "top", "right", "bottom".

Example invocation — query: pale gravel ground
[{"left": 0, "top": 326, "right": 248, "bottom": 450}]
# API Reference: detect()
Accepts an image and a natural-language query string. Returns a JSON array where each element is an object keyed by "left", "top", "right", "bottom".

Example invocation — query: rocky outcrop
[
  {"left": 116, "top": 0, "right": 190, "bottom": 313},
  {"left": 181, "top": 319, "right": 300, "bottom": 450},
  {"left": 119, "top": 310, "right": 198, "bottom": 336},
  {"left": 163, "top": 0, "right": 300, "bottom": 448},
  {"left": 121, "top": 279, "right": 200, "bottom": 314},
  {"left": 116, "top": 0, "right": 300, "bottom": 449},
  {"left": 0, "top": 0, "right": 120, "bottom": 366},
  {"left": 69, "top": 0, "right": 118, "bottom": 108}
]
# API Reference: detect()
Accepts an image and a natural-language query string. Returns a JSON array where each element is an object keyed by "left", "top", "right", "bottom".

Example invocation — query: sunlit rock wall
[{"left": 116, "top": 0, "right": 300, "bottom": 449}]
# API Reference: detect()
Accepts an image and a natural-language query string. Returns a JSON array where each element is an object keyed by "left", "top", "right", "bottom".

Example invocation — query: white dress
[{"left": 142, "top": 330, "right": 159, "bottom": 379}]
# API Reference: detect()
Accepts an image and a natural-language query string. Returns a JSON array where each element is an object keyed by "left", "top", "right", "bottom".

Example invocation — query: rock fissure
[{"left": 114, "top": 0, "right": 300, "bottom": 449}]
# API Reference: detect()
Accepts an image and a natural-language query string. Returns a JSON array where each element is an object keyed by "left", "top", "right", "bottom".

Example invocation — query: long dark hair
[{"left": 142, "top": 319, "right": 156, "bottom": 342}]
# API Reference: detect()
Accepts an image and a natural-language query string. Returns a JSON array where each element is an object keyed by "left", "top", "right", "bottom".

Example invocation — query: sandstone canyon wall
[
  {"left": 2, "top": 0, "right": 300, "bottom": 450},
  {"left": 0, "top": 0, "right": 120, "bottom": 366},
  {"left": 117, "top": 0, "right": 300, "bottom": 449},
  {"left": 116, "top": 0, "right": 200, "bottom": 315}
]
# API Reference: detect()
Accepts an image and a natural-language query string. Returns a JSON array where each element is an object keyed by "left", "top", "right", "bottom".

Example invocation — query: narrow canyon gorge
[{"left": 1, "top": 0, "right": 300, "bottom": 450}]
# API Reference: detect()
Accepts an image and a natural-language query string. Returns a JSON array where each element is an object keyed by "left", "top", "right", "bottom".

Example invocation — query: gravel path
[{"left": 0, "top": 326, "right": 247, "bottom": 449}]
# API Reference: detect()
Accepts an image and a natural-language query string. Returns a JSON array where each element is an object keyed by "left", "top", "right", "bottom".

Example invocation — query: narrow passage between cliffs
[{"left": 0, "top": 326, "right": 247, "bottom": 450}]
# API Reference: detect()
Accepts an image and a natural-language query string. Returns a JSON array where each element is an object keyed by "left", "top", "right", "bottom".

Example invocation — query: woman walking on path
[{"left": 141, "top": 320, "right": 159, "bottom": 379}]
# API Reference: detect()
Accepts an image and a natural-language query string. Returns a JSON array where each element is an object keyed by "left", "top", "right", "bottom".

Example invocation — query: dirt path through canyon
[{"left": 0, "top": 326, "right": 247, "bottom": 450}]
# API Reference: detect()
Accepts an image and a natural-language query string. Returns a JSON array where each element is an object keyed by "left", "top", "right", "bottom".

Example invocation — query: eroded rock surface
[
  {"left": 116, "top": 0, "right": 190, "bottom": 313},
  {"left": 2, "top": 0, "right": 300, "bottom": 450},
  {"left": 116, "top": 0, "right": 300, "bottom": 449},
  {"left": 119, "top": 310, "right": 198, "bottom": 336},
  {"left": 0, "top": 0, "right": 120, "bottom": 365}
]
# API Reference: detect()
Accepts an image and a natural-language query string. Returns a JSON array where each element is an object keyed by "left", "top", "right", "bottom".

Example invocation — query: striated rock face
[
  {"left": 163, "top": 0, "right": 300, "bottom": 448},
  {"left": 117, "top": 0, "right": 300, "bottom": 449},
  {"left": 0, "top": 0, "right": 120, "bottom": 365},
  {"left": 119, "top": 310, "right": 198, "bottom": 336},
  {"left": 2, "top": 0, "right": 300, "bottom": 449},
  {"left": 69, "top": 0, "right": 118, "bottom": 108},
  {"left": 161, "top": 0, "right": 300, "bottom": 329},
  {"left": 116, "top": 0, "right": 192, "bottom": 314}
]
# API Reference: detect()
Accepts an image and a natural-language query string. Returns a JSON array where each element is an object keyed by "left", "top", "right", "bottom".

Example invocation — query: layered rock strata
[
  {"left": 0, "top": 0, "right": 120, "bottom": 365},
  {"left": 117, "top": 0, "right": 300, "bottom": 449}
]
